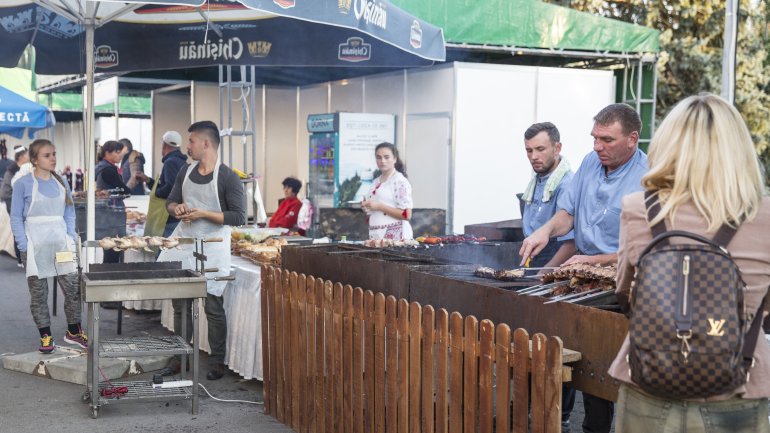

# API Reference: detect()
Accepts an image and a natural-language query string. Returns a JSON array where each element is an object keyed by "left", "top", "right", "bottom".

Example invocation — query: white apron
[
  {"left": 24, "top": 171, "right": 76, "bottom": 278},
  {"left": 158, "top": 161, "right": 231, "bottom": 296}
]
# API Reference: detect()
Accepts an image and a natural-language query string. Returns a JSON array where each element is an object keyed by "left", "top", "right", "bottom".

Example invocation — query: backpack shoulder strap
[
  {"left": 712, "top": 222, "right": 739, "bottom": 248},
  {"left": 644, "top": 190, "right": 667, "bottom": 239}
]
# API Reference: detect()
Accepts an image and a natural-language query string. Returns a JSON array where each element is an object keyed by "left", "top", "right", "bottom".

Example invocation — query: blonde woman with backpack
[{"left": 609, "top": 93, "right": 770, "bottom": 432}]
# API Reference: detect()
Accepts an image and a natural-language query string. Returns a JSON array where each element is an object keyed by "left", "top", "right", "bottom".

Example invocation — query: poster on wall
[{"left": 336, "top": 113, "right": 395, "bottom": 207}]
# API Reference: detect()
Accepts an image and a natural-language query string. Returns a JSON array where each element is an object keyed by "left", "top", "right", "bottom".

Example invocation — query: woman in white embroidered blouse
[{"left": 361, "top": 142, "right": 413, "bottom": 240}]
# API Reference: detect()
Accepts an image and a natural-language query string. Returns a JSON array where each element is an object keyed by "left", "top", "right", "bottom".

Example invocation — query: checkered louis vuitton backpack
[{"left": 627, "top": 191, "right": 766, "bottom": 399}]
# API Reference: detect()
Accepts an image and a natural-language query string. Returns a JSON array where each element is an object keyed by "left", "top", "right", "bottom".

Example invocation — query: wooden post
[
  {"left": 512, "top": 328, "right": 530, "bottom": 433},
  {"left": 365, "top": 290, "right": 376, "bottom": 433},
  {"left": 296, "top": 274, "right": 308, "bottom": 432},
  {"left": 333, "top": 283, "right": 344, "bottom": 433},
  {"left": 305, "top": 276, "right": 317, "bottom": 433},
  {"left": 314, "top": 278, "right": 326, "bottom": 433},
  {"left": 435, "top": 309, "right": 449, "bottom": 433},
  {"left": 282, "top": 270, "right": 293, "bottom": 423},
  {"left": 344, "top": 285, "right": 354, "bottom": 433},
  {"left": 449, "top": 312, "right": 463, "bottom": 433},
  {"left": 409, "top": 302, "right": 422, "bottom": 433},
  {"left": 273, "top": 268, "right": 285, "bottom": 422},
  {"left": 397, "top": 299, "right": 409, "bottom": 433},
  {"left": 463, "top": 316, "right": 478, "bottom": 433},
  {"left": 324, "top": 281, "right": 334, "bottom": 433},
  {"left": 478, "top": 320, "right": 494, "bottom": 433},
  {"left": 386, "top": 296, "right": 398, "bottom": 433},
  {"left": 290, "top": 272, "right": 300, "bottom": 430},
  {"left": 494, "top": 325, "right": 512, "bottom": 433},
  {"left": 353, "top": 288, "right": 365, "bottom": 433},
  {"left": 374, "top": 293, "right": 386, "bottom": 433},
  {"left": 545, "top": 337, "right": 564, "bottom": 433},
  {"left": 531, "top": 333, "right": 548, "bottom": 433},
  {"left": 260, "top": 266, "right": 273, "bottom": 415},
  {"left": 421, "top": 306, "right": 435, "bottom": 433}
]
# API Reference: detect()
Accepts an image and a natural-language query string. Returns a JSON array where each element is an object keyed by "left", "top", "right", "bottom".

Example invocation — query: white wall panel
[
  {"left": 264, "top": 87, "right": 298, "bottom": 212},
  {"left": 363, "top": 72, "right": 406, "bottom": 146},
  {"left": 453, "top": 64, "right": 538, "bottom": 232},
  {"left": 329, "top": 77, "right": 363, "bottom": 113},
  {"left": 152, "top": 91, "right": 191, "bottom": 177},
  {"left": 535, "top": 67, "right": 614, "bottom": 173}
]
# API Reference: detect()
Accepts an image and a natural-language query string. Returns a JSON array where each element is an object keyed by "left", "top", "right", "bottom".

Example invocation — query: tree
[{"left": 545, "top": 0, "right": 770, "bottom": 181}]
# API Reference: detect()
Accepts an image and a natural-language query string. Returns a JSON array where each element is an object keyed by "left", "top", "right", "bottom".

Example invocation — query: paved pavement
[{"left": 0, "top": 252, "right": 293, "bottom": 433}]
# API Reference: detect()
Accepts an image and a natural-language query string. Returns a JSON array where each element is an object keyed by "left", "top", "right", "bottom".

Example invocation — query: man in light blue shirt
[
  {"left": 521, "top": 122, "right": 575, "bottom": 268},
  {"left": 519, "top": 103, "right": 647, "bottom": 433},
  {"left": 521, "top": 121, "right": 577, "bottom": 431}
]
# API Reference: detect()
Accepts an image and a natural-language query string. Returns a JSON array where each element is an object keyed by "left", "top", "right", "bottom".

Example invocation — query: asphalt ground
[{"left": 0, "top": 252, "right": 292, "bottom": 433}]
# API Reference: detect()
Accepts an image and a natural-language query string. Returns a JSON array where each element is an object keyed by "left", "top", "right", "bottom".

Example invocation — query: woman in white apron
[
  {"left": 9, "top": 139, "right": 87, "bottom": 354},
  {"left": 361, "top": 142, "right": 414, "bottom": 240}
]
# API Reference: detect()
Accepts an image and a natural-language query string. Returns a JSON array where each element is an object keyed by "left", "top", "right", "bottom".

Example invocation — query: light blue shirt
[
  {"left": 522, "top": 170, "right": 575, "bottom": 242},
  {"left": 10, "top": 173, "right": 76, "bottom": 252},
  {"left": 557, "top": 148, "right": 647, "bottom": 255}
]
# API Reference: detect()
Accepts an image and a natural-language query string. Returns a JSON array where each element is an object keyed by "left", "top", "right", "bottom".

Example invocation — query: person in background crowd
[
  {"left": 520, "top": 121, "right": 576, "bottom": 431},
  {"left": 95, "top": 140, "right": 132, "bottom": 281},
  {"left": 361, "top": 142, "right": 413, "bottom": 240},
  {"left": 144, "top": 131, "right": 186, "bottom": 238},
  {"left": 159, "top": 121, "right": 246, "bottom": 380},
  {"left": 520, "top": 103, "right": 648, "bottom": 433},
  {"left": 119, "top": 138, "right": 148, "bottom": 195},
  {"left": 0, "top": 140, "right": 11, "bottom": 181},
  {"left": 268, "top": 177, "right": 303, "bottom": 232},
  {"left": 9, "top": 139, "right": 88, "bottom": 353},
  {"left": 610, "top": 93, "right": 770, "bottom": 433},
  {"left": 1, "top": 145, "right": 29, "bottom": 268}
]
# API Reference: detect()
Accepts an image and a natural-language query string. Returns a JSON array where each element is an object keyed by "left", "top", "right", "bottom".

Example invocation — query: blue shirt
[
  {"left": 10, "top": 173, "right": 77, "bottom": 252},
  {"left": 522, "top": 170, "right": 575, "bottom": 242},
  {"left": 557, "top": 148, "right": 647, "bottom": 255}
]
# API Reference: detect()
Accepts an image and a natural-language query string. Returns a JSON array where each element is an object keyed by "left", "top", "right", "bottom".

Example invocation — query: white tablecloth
[
  {"left": 161, "top": 255, "right": 263, "bottom": 380},
  {"left": 0, "top": 203, "right": 16, "bottom": 258}
]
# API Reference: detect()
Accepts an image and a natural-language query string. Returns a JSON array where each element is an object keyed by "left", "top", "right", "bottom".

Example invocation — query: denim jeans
[{"left": 615, "top": 383, "right": 770, "bottom": 433}]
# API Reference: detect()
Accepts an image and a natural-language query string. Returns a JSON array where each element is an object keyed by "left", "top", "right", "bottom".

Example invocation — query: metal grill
[
  {"left": 99, "top": 335, "right": 192, "bottom": 358},
  {"left": 98, "top": 381, "right": 192, "bottom": 405}
]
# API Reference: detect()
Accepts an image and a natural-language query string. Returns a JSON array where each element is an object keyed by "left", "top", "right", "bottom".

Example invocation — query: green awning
[
  {"left": 389, "top": 0, "right": 659, "bottom": 53},
  {"left": 38, "top": 92, "right": 151, "bottom": 115}
]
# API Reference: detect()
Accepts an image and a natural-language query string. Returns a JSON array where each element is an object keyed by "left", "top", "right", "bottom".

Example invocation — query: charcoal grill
[{"left": 516, "top": 280, "right": 618, "bottom": 307}]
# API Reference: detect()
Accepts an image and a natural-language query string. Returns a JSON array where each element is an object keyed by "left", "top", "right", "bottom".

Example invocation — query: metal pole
[
  {"left": 85, "top": 7, "right": 96, "bottom": 249},
  {"left": 721, "top": 0, "right": 738, "bottom": 104}
]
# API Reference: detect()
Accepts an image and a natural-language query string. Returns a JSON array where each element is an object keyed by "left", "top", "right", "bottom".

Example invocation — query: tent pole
[
  {"left": 85, "top": 7, "right": 96, "bottom": 255},
  {"left": 721, "top": 0, "right": 738, "bottom": 104}
]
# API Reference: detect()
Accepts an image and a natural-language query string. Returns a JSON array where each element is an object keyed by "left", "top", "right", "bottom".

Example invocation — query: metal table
[{"left": 81, "top": 263, "right": 207, "bottom": 418}]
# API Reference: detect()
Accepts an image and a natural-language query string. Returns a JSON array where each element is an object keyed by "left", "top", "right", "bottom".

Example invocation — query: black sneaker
[{"left": 206, "top": 363, "right": 226, "bottom": 380}]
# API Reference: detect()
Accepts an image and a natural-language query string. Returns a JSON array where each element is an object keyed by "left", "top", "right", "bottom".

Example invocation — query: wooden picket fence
[{"left": 260, "top": 266, "right": 566, "bottom": 433}]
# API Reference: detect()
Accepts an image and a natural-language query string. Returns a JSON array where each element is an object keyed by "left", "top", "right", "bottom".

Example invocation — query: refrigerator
[{"left": 307, "top": 112, "right": 395, "bottom": 209}]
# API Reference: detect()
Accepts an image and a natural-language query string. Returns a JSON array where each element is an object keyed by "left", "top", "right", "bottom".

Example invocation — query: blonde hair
[{"left": 643, "top": 93, "right": 766, "bottom": 232}]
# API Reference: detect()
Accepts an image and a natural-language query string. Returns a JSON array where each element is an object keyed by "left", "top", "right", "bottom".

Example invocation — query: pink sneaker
[
  {"left": 39, "top": 334, "right": 55, "bottom": 354},
  {"left": 64, "top": 331, "right": 88, "bottom": 349}
]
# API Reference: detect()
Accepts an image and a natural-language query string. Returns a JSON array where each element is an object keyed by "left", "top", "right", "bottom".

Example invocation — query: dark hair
[
  {"left": 118, "top": 138, "right": 133, "bottom": 153},
  {"left": 524, "top": 122, "right": 560, "bottom": 143},
  {"left": 282, "top": 177, "right": 302, "bottom": 194},
  {"left": 188, "top": 120, "right": 220, "bottom": 148},
  {"left": 99, "top": 140, "right": 124, "bottom": 160},
  {"left": 593, "top": 103, "right": 642, "bottom": 136},
  {"left": 13, "top": 145, "right": 27, "bottom": 162},
  {"left": 375, "top": 142, "right": 406, "bottom": 176},
  {"left": 29, "top": 138, "right": 72, "bottom": 206}
]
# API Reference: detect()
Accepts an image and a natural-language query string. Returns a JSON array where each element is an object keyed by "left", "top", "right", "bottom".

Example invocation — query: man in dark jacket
[{"left": 147, "top": 131, "right": 187, "bottom": 237}]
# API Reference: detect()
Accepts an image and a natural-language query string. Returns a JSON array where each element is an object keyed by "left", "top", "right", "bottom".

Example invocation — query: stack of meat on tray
[
  {"left": 473, "top": 266, "right": 525, "bottom": 281},
  {"left": 540, "top": 263, "right": 617, "bottom": 296}
]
